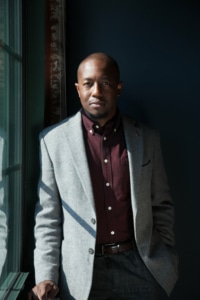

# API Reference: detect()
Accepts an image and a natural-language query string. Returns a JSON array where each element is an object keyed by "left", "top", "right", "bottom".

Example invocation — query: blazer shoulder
[
  {"left": 122, "top": 113, "right": 158, "bottom": 137},
  {"left": 39, "top": 110, "right": 81, "bottom": 140}
]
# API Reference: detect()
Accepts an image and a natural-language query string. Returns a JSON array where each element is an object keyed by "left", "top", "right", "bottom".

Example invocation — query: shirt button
[
  {"left": 108, "top": 206, "right": 112, "bottom": 210},
  {"left": 89, "top": 129, "right": 93, "bottom": 134},
  {"left": 95, "top": 125, "right": 99, "bottom": 129},
  {"left": 114, "top": 128, "right": 117, "bottom": 132},
  {"left": 104, "top": 159, "right": 108, "bottom": 163},
  {"left": 88, "top": 248, "right": 94, "bottom": 255},
  {"left": 111, "top": 231, "right": 115, "bottom": 235},
  {"left": 106, "top": 182, "right": 110, "bottom": 187},
  {"left": 103, "top": 136, "right": 107, "bottom": 141},
  {"left": 91, "top": 218, "right": 96, "bottom": 224}
]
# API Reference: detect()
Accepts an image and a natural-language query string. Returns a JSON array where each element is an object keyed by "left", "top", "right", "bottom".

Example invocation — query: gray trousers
[{"left": 88, "top": 248, "right": 165, "bottom": 300}]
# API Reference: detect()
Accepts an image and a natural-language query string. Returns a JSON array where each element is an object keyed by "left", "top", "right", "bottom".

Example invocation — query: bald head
[
  {"left": 77, "top": 52, "right": 120, "bottom": 82},
  {"left": 75, "top": 52, "right": 123, "bottom": 126}
]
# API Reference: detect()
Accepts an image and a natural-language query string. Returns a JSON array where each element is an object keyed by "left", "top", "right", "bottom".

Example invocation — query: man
[{"left": 31, "top": 53, "right": 178, "bottom": 299}]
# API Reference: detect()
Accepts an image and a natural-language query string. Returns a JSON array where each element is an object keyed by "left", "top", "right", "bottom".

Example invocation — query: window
[{"left": 0, "top": 0, "right": 28, "bottom": 298}]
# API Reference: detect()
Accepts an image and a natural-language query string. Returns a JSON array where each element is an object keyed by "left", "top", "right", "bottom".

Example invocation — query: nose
[{"left": 92, "top": 82, "right": 102, "bottom": 98}]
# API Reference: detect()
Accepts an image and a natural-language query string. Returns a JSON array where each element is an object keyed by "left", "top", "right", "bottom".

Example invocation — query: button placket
[{"left": 102, "top": 133, "right": 115, "bottom": 241}]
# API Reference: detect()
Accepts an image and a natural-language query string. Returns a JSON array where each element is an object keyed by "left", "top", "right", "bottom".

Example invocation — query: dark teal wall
[{"left": 66, "top": 1, "right": 200, "bottom": 299}]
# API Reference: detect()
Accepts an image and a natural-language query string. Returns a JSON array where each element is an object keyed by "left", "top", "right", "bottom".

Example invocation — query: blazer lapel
[
  {"left": 123, "top": 115, "right": 152, "bottom": 249},
  {"left": 122, "top": 115, "right": 143, "bottom": 221},
  {"left": 62, "top": 112, "right": 95, "bottom": 209}
]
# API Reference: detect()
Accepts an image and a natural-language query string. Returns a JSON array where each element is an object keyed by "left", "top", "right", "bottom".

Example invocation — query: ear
[
  {"left": 117, "top": 81, "right": 123, "bottom": 96},
  {"left": 75, "top": 83, "right": 80, "bottom": 97}
]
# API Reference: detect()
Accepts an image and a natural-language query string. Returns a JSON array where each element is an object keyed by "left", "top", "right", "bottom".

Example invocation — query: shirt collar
[{"left": 81, "top": 109, "right": 121, "bottom": 136}]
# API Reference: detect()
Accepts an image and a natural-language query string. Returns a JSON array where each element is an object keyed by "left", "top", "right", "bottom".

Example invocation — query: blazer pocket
[{"left": 142, "top": 159, "right": 151, "bottom": 167}]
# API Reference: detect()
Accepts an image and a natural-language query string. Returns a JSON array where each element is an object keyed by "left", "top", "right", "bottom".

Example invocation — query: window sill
[{"left": 0, "top": 272, "right": 29, "bottom": 300}]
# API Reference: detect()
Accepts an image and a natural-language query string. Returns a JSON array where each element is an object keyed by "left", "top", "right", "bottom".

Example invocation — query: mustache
[{"left": 88, "top": 98, "right": 105, "bottom": 104}]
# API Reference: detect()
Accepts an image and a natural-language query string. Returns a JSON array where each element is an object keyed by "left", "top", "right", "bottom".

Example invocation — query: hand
[{"left": 28, "top": 280, "right": 59, "bottom": 300}]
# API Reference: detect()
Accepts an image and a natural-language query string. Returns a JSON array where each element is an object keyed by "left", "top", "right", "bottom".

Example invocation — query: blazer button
[
  {"left": 88, "top": 248, "right": 94, "bottom": 255},
  {"left": 91, "top": 218, "right": 96, "bottom": 225}
]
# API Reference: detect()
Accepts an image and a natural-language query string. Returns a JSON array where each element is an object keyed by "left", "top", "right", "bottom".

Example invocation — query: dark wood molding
[{"left": 44, "top": 0, "right": 66, "bottom": 127}]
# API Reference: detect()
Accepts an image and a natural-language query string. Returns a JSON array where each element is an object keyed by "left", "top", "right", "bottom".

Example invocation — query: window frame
[{"left": 0, "top": 0, "right": 28, "bottom": 298}]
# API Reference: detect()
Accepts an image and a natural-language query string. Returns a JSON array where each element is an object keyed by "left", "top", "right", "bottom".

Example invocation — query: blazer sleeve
[
  {"left": 34, "top": 132, "right": 63, "bottom": 285},
  {"left": 151, "top": 131, "right": 176, "bottom": 248}
]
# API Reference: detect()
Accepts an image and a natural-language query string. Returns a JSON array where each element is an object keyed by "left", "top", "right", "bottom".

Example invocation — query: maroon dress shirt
[{"left": 82, "top": 110, "right": 134, "bottom": 245}]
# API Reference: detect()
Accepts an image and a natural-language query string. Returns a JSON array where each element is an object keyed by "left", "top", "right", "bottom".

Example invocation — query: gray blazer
[{"left": 34, "top": 111, "right": 178, "bottom": 299}]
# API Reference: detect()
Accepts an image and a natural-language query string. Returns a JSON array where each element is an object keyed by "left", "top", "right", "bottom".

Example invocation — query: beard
[
  {"left": 87, "top": 111, "right": 108, "bottom": 121},
  {"left": 83, "top": 106, "right": 117, "bottom": 126}
]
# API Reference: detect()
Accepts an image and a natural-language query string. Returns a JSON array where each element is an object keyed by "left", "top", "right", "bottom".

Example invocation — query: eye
[
  {"left": 101, "top": 81, "right": 110, "bottom": 87},
  {"left": 83, "top": 81, "right": 92, "bottom": 88}
]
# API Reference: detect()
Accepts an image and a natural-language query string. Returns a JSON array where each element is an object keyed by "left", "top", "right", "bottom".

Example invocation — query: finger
[
  {"left": 31, "top": 286, "right": 44, "bottom": 300},
  {"left": 47, "top": 284, "right": 59, "bottom": 298},
  {"left": 35, "top": 284, "right": 51, "bottom": 299}
]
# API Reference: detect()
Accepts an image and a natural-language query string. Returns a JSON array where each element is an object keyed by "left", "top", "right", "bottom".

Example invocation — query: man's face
[{"left": 75, "top": 58, "right": 122, "bottom": 126}]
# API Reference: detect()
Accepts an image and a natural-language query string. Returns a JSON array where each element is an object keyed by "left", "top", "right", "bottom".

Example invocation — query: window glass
[{"left": 0, "top": 0, "right": 23, "bottom": 297}]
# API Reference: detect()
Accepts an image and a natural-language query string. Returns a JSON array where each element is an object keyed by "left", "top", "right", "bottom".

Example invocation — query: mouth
[{"left": 89, "top": 100, "right": 105, "bottom": 108}]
